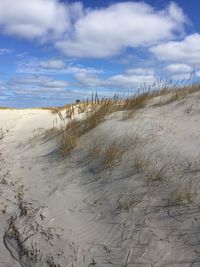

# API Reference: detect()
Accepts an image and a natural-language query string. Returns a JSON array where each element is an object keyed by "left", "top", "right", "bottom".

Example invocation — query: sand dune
[{"left": 1, "top": 92, "right": 200, "bottom": 266}]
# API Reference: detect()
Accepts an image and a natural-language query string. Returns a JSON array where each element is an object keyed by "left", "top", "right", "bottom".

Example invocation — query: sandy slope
[{"left": 1, "top": 93, "right": 200, "bottom": 266}]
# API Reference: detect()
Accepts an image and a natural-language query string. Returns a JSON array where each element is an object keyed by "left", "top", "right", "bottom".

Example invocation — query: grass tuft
[
  {"left": 89, "top": 139, "right": 102, "bottom": 159},
  {"left": 104, "top": 141, "right": 123, "bottom": 168},
  {"left": 59, "top": 121, "right": 79, "bottom": 157},
  {"left": 170, "top": 189, "right": 194, "bottom": 207},
  {"left": 134, "top": 153, "right": 149, "bottom": 172}
]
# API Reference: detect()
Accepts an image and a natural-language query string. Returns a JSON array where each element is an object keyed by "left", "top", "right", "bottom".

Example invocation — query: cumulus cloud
[
  {"left": 55, "top": 1, "right": 187, "bottom": 58},
  {"left": 167, "top": 1, "right": 187, "bottom": 24},
  {"left": 166, "top": 63, "right": 192, "bottom": 73},
  {"left": 0, "top": 0, "right": 69, "bottom": 40},
  {"left": 40, "top": 59, "right": 66, "bottom": 69},
  {"left": 0, "top": 0, "right": 187, "bottom": 57},
  {"left": 150, "top": 34, "right": 200, "bottom": 66}
]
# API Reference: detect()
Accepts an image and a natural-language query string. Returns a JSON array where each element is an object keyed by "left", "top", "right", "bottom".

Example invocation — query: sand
[{"left": 1, "top": 93, "right": 200, "bottom": 266}]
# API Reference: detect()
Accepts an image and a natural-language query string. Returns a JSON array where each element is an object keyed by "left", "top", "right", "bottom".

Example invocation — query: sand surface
[{"left": 1, "top": 93, "right": 200, "bottom": 266}]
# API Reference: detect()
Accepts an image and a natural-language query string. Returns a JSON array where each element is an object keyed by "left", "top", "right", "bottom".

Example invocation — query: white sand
[{"left": 1, "top": 93, "right": 200, "bottom": 266}]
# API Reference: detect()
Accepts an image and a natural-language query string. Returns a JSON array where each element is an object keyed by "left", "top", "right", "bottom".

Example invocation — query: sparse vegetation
[
  {"left": 89, "top": 138, "right": 102, "bottom": 159},
  {"left": 133, "top": 153, "right": 150, "bottom": 172},
  {"left": 55, "top": 81, "right": 200, "bottom": 157},
  {"left": 118, "top": 192, "right": 146, "bottom": 212},
  {"left": 147, "top": 164, "right": 168, "bottom": 182},
  {"left": 170, "top": 188, "right": 194, "bottom": 207},
  {"left": 84, "top": 101, "right": 114, "bottom": 131},
  {"left": 58, "top": 100, "right": 118, "bottom": 157},
  {"left": 43, "top": 127, "right": 60, "bottom": 140},
  {"left": 104, "top": 141, "right": 123, "bottom": 168},
  {"left": 123, "top": 91, "right": 151, "bottom": 110},
  {"left": 59, "top": 121, "right": 79, "bottom": 157},
  {"left": 3, "top": 80, "right": 200, "bottom": 266}
]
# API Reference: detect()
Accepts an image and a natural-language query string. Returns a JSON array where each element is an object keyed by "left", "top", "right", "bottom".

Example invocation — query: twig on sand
[
  {"left": 125, "top": 248, "right": 133, "bottom": 266},
  {"left": 167, "top": 208, "right": 183, "bottom": 222}
]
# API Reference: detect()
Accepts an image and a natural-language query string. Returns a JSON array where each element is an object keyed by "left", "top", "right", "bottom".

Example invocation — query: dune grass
[
  {"left": 170, "top": 190, "right": 194, "bottom": 207},
  {"left": 0, "top": 106, "right": 13, "bottom": 109},
  {"left": 170, "top": 183, "right": 196, "bottom": 207},
  {"left": 134, "top": 153, "right": 150, "bottom": 172},
  {"left": 58, "top": 100, "right": 118, "bottom": 157},
  {"left": 89, "top": 139, "right": 102, "bottom": 159},
  {"left": 54, "top": 81, "right": 200, "bottom": 157},
  {"left": 118, "top": 192, "right": 146, "bottom": 212},
  {"left": 104, "top": 141, "right": 124, "bottom": 168}
]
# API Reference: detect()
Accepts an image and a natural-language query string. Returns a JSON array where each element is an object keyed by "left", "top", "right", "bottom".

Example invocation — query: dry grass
[
  {"left": 154, "top": 84, "right": 200, "bottom": 107},
  {"left": 58, "top": 100, "right": 117, "bottom": 157},
  {"left": 122, "top": 83, "right": 200, "bottom": 112},
  {"left": 104, "top": 141, "right": 123, "bottom": 168},
  {"left": 118, "top": 195, "right": 136, "bottom": 212},
  {"left": 60, "top": 132, "right": 78, "bottom": 157},
  {"left": 133, "top": 153, "right": 168, "bottom": 183},
  {"left": 170, "top": 191, "right": 194, "bottom": 207},
  {"left": 59, "top": 121, "right": 79, "bottom": 157},
  {"left": 89, "top": 139, "right": 102, "bottom": 159},
  {"left": 170, "top": 184, "right": 196, "bottom": 207},
  {"left": 118, "top": 192, "right": 146, "bottom": 212},
  {"left": 43, "top": 127, "right": 59, "bottom": 139},
  {"left": 0, "top": 106, "right": 13, "bottom": 109},
  {"left": 56, "top": 82, "right": 200, "bottom": 158},
  {"left": 133, "top": 153, "right": 150, "bottom": 172},
  {"left": 147, "top": 164, "right": 168, "bottom": 182},
  {"left": 84, "top": 101, "right": 114, "bottom": 131},
  {"left": 123, "top": 92, "right": 151, "bottom": 111}
]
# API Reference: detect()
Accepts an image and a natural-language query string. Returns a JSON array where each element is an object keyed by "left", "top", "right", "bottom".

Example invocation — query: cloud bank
[{"left": 0, "top": 1, "right": 187, "bottom": 57}]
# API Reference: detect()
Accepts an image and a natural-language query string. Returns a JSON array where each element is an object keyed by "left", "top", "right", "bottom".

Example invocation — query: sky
[{"left": 0, "top": 0, "right": 200, "bottom": 107}]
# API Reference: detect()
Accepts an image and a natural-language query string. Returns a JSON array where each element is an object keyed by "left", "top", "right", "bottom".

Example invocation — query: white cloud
[
  {"left": 74, "top": 72, "right": 105, "bottom": 87},
  {"left": 166, "top": 63, "right": 192, "bottom": 73},
  {"left": 0, "top": 0, "right": 69, "bottom": 40},
  {"left": 167, "top": 1, "right": 187, "bottom": 24},
  {"left": 73, "top": 67, "right": 156, "bottom": 89},
  {"left": 44, "top": 79, "right": 69, "bottom": 88},
  {"left": 0, "top": 73, "right": 90, "bottom": 107},
  {"left": 40, "top": 59, "right": 66, "bottom": 69},
  {"left": 150, "top": 34, "right": 200, "bottom": 66},
  {"left": 55, "top": 1, "right": 187, "bottom": 58},
  {"left": 125, "top": 68, "right": 155, "bottom": 76},
  {"left": 10, "top": 75, "right": 69, "bottom": 89},
  {"left": 171, "top": 73, "right": 192, "bottom": 80},
  {"left": 108, "top": 71, "right": 155, "bottom": 88},
  {"left": 0, "top": 1, "right": 188, "bottom": 58},
  {"left": 195, "top": 71, "right": 200, "bottom": 78},
  {"left": 0, "top": 48, "right": 13, "bottom": 55},
  {"left": 16, "top": 56, "right": 104, "bottom": 78}
]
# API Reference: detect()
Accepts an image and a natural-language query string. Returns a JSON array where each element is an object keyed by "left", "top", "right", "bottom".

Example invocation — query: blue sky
[{"left": 0, "top": 0, "right": 200, "bottom": 107}]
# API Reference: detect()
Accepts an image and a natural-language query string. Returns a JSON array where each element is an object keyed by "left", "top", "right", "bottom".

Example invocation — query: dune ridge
[{"left": 1, "top": 88, "right": 200, "bottom": 266}]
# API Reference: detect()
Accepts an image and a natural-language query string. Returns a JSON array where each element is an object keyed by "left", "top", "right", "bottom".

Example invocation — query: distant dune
[{"left": 1, "top": 88, "right": 200, "bottom": 266}]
